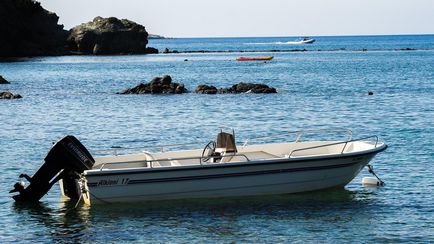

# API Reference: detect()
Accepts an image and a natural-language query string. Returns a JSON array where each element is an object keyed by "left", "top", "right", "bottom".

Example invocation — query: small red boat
[{"left": 236, "top": 56, "right": 274, "bottom": 61}]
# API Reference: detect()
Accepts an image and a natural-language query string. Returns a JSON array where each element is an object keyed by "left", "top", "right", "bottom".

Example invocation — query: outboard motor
[{"left": 10, "top": 135, "right": 95, "bottom": 202}]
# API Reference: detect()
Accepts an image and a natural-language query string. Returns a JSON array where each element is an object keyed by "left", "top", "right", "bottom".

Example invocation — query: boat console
[
  {"left": 10, "top": 135, "right": 95, "bottom": 202},
  {"left": 202, "top": 130, "right": 238, "bottom": 163}
]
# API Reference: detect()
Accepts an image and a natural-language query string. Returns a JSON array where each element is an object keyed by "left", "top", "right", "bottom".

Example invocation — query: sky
[{"left": 38, "top": 0, "right": 434, "bottom": 37}]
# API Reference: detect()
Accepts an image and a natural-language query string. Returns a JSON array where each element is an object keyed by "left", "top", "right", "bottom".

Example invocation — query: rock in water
[
  {"left": 68, "top": 16, "right": 149, "bottom": 55},
  {"left": 119, "top": 75, "right": 188, "bottom": 94},
  {"left": 0, "top": 76, "right": 10, "bottom": 84},
  {"left": 145, "top": 47, "right": 159, "bottom": 54},
  {"left": 0, "top": 92, "right": 22, "bottom": 99},
  {"left": 195, "top": 85, "right": 218, "bottom": 94},
  {"left": 219, "top": 83, "right": 277, "bottom": 94},
  {"left": 0, "top": 0, "right": 69, "bottom": 57}
]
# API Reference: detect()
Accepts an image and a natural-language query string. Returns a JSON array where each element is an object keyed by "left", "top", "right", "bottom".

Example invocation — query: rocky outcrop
[
  {"left": 0, "top": 76, "right": 10, "bottom": 84},
  {"left": 0, "top": 92, "right": 22, "bottom": 99},
  {"left": 0, "top": 0, "right": 69, "bottom": 57},
  {"left": 119, "top": 75, "right": 188, "bottom": 94},
  {"left": 68, "top": 16, "right": 149, "bottom": 55},
  {"left": 195, "top": 85, "right": 218, "bottom": 94},
  {"left": 145, "top": 47, "right": 159, "bottom": 54},
  {"left": 218, "top": 83, "right": 277, "bottom": 94},
  {"left": 195, "top": 83, "right": 277, "bottom": 94}
]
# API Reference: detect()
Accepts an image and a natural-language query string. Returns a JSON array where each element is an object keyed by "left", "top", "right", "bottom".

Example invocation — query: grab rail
[
  {"left": 288, "top": 135, "right": 379, "bottom": 158},
  {"left": 94, "top": 129, "right": 352, "bottom": 156},
  {"left": 98, "top": 153, "right": 251, "bottom": 170},
  {"left": 94, "top": 141, "right": 203, "bottom": 156},
  {"left": 242, "top": 129, "right": 352, "bottom": 147}
]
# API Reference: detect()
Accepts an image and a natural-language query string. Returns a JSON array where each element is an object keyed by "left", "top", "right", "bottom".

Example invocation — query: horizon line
[{"left": 154, "top": 33, "right": 434, "bottom": 39}]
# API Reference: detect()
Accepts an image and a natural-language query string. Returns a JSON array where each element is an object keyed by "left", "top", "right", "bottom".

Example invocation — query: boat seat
[
  {"left": 216, "top": 131, "right": 237, "bottom": 154},
  {"left": 213, "top": 131, "right": 238, "bottom": 163}
]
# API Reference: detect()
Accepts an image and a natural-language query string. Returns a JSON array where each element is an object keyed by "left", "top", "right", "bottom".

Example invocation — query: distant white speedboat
[
  {"left": 299, "top": 37, "right": 315, "bottom": 44},
  {"left": 11, "top": 128, "right": 386, "bottom": 205},
  {"left": 286, "top": 37, "right": 315, "bottom": 44}
]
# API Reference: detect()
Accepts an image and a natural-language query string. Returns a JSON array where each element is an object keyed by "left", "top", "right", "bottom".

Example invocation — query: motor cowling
[{"left": 10, "top": 135, "right": 95, "bottom": 202}]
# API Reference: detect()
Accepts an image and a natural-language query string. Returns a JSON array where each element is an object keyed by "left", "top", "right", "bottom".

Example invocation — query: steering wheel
[{"left": 201, "top": 141, "right": 216, "bottom": 163}]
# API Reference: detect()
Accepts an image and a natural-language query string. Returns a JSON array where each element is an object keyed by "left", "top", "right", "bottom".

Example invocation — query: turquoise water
[{"left": 1, "top": 35, "right": 433, "bottom": 242}]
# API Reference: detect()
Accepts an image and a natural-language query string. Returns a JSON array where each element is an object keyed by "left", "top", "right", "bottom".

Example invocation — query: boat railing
[
  {"left": 94, "top": 129, "right": 352, "bottom": 156},
  {"left": 98, "top": 153, "right": 251, "bottom": 170},
  {"left": 242, "top": 129, "right": 352, "bottom": 147},
  {"left": 287, "top": 135, "right": 379, "bottom": 158},
  {"left": 93, "top": 141, "right": 204, "bottom": 156}
]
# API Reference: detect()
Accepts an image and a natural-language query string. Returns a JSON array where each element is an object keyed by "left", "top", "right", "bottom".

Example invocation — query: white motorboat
[
  {"left": 286, "top": 37, "right": 315, "bottom": 44},
  {"left": 299, "top": 37, "right": 315, "bottom": 44},
  {"left": 10, "top": 129, "right": 387, "bottom": 205}
]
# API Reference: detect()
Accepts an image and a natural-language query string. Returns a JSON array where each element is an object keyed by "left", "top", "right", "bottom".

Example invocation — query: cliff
[
  {"left": 68, "top": 16, "right": 150, "bottom": 55},
  {"left": 0, "top": 0, "right": 69, "bottom": 57}
]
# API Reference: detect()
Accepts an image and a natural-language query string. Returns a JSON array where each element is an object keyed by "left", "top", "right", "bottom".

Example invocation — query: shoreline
[
  {"left": 163, "top": 47, "right": 424, "bottom": 54},
  {"left": 0, "top": 47, "right": 428, "bottom": 61}
]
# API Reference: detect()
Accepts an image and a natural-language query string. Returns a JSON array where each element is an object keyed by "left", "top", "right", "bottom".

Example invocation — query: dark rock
[
  {"left": 0, "top": 76, "right": 10, "bottom": 84},
  {"left": 145, "top": 47, "right": 159, "bottom": 54},
  {"left": 161, "top": 75, "right": 172, "bottom": 84},
  {"left": 195, "top": 85, "right": 218, "bottom": 94},
  {"left": 368, "top": 91, "right": 374, "bottom": 95},
  {"left": 399, "top": 47, "right": 416, "bottom": 51},
  {"left": 162, "top": 48, "right": 169, "bottom": 54},
  {"left": 119, "top": 75, "right": 188, "bottom": 94},
  {"left": 0, "top": 0, "right": 69, "bottom": 57},
  {"left": 68, "top": 16, "right": 149, "bottom": 55},
  {"left": 218, "top": 83, "right": 277, "bottom": 94},
  {"left": 0, "top": 91, "right": 22, "bottom": 99}
]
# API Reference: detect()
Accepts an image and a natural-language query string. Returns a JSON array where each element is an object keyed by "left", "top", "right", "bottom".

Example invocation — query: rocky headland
[
  {"left": 68, "top": 17, "right": 152, "bottom": 55},
  {"left": 0, "top": 0, "right": 69, "bottom": 57},
  {"left": 0, "top": 0, "right": 156, "bottom": 57}
]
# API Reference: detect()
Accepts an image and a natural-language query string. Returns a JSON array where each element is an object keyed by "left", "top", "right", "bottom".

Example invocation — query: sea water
[{"left": 0, "top": 35, "right": 433, "bottom": 242}]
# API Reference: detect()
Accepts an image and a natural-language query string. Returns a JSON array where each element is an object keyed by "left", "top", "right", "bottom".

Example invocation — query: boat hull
[
  {"left": 301, "top": 39, "right": 315, "bottom": 44},
  {"left": 80, "top": 149, "right": 383, "bottom": 204},
  {"left": 236, "top": 56, "right": 273, "bottom": 61}
]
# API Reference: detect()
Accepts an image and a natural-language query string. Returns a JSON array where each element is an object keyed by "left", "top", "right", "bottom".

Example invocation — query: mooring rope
[{"left": 367, "top": 164, "right": 385, "bottom": 186}]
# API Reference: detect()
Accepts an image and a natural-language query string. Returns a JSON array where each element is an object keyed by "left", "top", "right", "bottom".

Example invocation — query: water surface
[{"left": 0, "top": 35, "right": 433, "bottom": 243}]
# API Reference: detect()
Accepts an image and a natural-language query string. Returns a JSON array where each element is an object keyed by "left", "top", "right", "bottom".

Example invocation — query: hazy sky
[{"left": 38, "top": 0, "right": 434, "bottom": 37}]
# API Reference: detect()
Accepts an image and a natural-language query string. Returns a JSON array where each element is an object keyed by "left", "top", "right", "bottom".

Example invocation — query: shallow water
[{"left": 0, "top": 35, "right": 433, "bottom": 242}]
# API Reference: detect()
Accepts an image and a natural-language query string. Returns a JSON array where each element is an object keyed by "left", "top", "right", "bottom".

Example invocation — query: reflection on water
[
  {"left": 12, "top": 201, "right": 91, "bottom": 242},
  {"left": 10, "top": 188, "right": 377, "bottom": 242}
]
